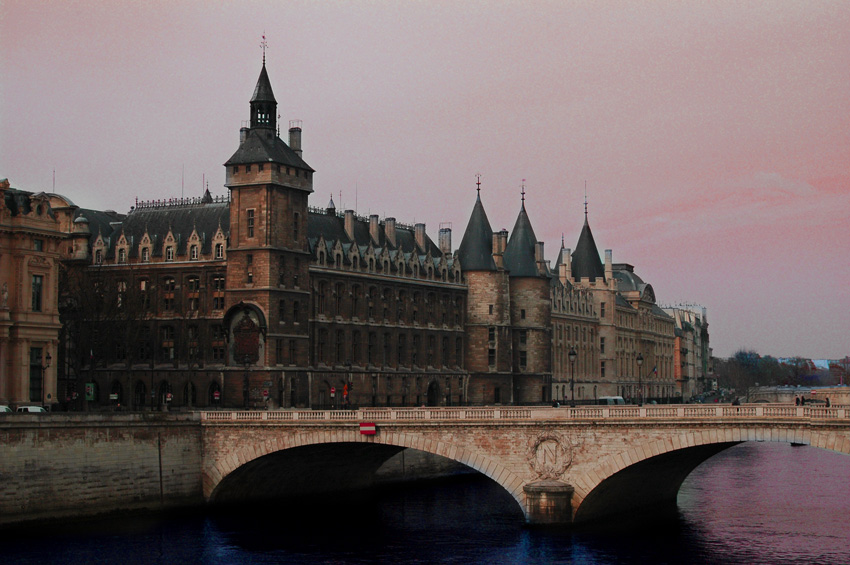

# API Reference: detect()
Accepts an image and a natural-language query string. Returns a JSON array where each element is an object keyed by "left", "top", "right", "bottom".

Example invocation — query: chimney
[
  {"left": 240, "top": 127, "right": 249, "bottom": 144},
  {"left": 385, "top": 217, "right": 397, "bottom": 247},
  {"left": 605, "top": 249, "right": 613, "bottom": 281},
  {"left": 414, "top": 223, "right": 426, "bottom": 251},
  {"left": 289, "top": 120, "right": 303, "bottom": 158},
  {"left": 438, "top": 225, "right": 452, "bottom": 255},
  {"left": 499, "top": 229, "right": 508, "bottom": 254},
  {"left": 344, "top": 210, "right": 355, "bottom": 241},
  {"left": 369, "top": 215, "right": 380, "bottom": 244},
  {"left": 560, "top": 248, "right": 572, "bottom": 284},
  {"left": 535, "top": 241, "right": 545, "bottom": 274}
]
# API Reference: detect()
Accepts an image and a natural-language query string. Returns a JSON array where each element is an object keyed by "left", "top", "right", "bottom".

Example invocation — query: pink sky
[{"left": 2, "top": 1, "right": 848, "bottom": 359}]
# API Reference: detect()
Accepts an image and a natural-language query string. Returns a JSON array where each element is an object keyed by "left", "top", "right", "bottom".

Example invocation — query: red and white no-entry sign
[{"left": 359, "top": 422, "right": 376, "bottom": 435}]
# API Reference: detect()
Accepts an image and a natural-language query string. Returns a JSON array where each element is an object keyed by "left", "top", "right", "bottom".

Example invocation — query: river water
[{"left": 2, "top": 442, "right": 848, "bottom": 564}]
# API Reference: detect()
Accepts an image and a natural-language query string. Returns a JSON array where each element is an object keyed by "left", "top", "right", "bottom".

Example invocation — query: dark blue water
[{"left": 2, "top": 442, "right": 848, "bottom": 564}]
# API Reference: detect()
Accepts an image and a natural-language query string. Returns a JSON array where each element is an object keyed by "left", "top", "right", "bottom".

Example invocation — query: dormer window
[
  {"left": 215, "top": 243, "right": 224, "bottom": 259},
  {"left": 118, "top": 248, "right": 126, "bottom": 263},
  {"left": 95, "top": 250, "right": 102, "bottom": 264},
  {"left": 142, "top": 247, "right": 150, "bottom": 262},
  {"left": 190, "top": 245, "right": 199, "bottom": 260},
  {"left": 165, "top": 246, "right": 174, "bottom": 262}
]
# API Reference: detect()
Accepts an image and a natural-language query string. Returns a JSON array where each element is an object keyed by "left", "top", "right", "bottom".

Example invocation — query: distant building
[
  {"left": 663, "top": 306, "right": 712, "bottom": 397},
  {"left": 3, "top": 60, "right": 706, "bottom": 409}
]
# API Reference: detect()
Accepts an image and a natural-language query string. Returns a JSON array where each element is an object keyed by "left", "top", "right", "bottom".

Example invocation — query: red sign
[
  {"left": 263, "top": 390, "right": 269, "bottom": 398},
  {"left": 359, "top": 422, "right": 377, "bottom": 435},
  {"left": 213, "top": 391, "right": 221, "bottom": 400}
]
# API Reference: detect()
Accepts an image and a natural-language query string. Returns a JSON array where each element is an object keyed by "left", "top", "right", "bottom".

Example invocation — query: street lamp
[
  {"left": 568, "top": 347, "right": 577, "bottom": 407},
  {"left": 243, "top": 354, "right": 251, "bottom": 409},
  {"left": 42, "top": 352, "right": 52, "bottom": 407},
  {"left": 636, "top": 353, "right": 644, "bottom": 406}
]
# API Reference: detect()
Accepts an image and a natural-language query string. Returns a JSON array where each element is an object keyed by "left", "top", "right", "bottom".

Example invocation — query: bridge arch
[
  {"left": 204, "top": 428, "right": 529, "bottom": 516},
  {"left": 572, "top": 426, "right": 850, "bottom": 524}
]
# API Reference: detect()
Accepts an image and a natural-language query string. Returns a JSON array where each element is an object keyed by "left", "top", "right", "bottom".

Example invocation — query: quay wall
[{"left": 0, "top": 413, "right": 203, "bottom": 526}]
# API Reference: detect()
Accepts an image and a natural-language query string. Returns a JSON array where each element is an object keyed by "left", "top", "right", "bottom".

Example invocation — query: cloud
[{"left": 725, "top": 171, "right": 816, "bottom": 197}]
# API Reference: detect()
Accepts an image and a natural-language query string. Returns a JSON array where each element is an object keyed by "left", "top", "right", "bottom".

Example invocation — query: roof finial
[
  {"left": 521, "top": 179, "right": 526, "bottom": 205},
  {"left": 260, "top": 32, "right": 268, "bottom": 66},
  {"left": 584, "top": 180, "right": 588, "bottom": 219},
  {"left": 561, "top": 233, "right": 565, "bottom": 248},
  {"left": 475, "top": 173, "right": 481, "bottom": 196}
]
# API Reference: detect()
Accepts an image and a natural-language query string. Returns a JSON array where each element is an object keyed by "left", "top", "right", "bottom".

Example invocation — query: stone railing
[{"left": 199, "top": 404, "right": 849, "bottom": 423}]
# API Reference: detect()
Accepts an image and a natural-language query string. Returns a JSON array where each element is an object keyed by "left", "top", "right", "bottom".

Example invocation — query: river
[{"left": 2, "top": 442, "right": 848, "bottom": 564}]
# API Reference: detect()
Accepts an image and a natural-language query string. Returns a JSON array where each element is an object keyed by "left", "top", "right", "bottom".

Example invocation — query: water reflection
[{"left": 1, "top": 442, "right": 848, "bottom": 564}]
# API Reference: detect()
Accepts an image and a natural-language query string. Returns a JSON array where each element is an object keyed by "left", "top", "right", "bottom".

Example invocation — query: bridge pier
[{"left": 523, "top": 480, "right": 575, "bottom": 525}]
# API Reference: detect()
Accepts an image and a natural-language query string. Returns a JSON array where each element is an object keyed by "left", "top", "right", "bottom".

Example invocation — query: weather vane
[
  {"left": 521, "top": 179, "right": 526, "bottom": 204},
  {"left": 475, "top": 173, "right": 481, "bottom": 196},
  {"left": 261, "top": 33, "right": 267, "bottom": 65}
]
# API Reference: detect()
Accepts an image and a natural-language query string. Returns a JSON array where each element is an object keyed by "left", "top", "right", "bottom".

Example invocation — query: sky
[{"left": 2, "top": 1, "right": 848, "bottom": 359}]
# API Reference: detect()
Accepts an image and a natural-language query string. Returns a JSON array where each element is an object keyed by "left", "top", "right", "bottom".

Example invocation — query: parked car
[
  {"left": 0, "top": 405, "right": 12, "bottom": 413},
  {"left": 16, "top": 406, "right": 47, "bottom": 413}
]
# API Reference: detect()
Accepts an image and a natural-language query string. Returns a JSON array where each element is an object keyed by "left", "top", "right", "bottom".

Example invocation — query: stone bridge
[{"left": 201, "top": 404, "right": 850, "bottom": 524}]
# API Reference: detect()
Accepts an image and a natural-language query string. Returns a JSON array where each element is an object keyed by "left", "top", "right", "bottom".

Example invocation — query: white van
[
  {"left": 0, "top": 405, "right": 12, "bottom": 413},
  {"left": 16, "top": 406, "right": 47, "bottom": 413},
  {"left": 597, "top": 396, "right": 626, "bottom": 406}
]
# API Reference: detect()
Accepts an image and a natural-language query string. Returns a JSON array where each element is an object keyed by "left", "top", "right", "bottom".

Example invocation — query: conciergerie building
[{"left": 0, "top": 60, "right": 707, "bottom": 410}]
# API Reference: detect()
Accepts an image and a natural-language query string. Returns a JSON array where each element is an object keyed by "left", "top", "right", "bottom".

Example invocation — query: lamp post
[
  {"left": 243, "top": 354, "right": 251, "bottom": 409},
  {"left": 568, "top": 347, "right": 577, "bottom": 407},
  {"left": 636, "top": 353, "right": 644, "bottom": 406},
  {"left": 42, "top": 351, "right": 52, "bottom": 408}
]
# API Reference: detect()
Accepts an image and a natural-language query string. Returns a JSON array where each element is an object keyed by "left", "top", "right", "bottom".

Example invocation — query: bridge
[
  {"left": 2, "top": 405, "right": 848, "bottom": 526},
  {"left": 203, "top": 404, "right": 849, "bottom": 524}
]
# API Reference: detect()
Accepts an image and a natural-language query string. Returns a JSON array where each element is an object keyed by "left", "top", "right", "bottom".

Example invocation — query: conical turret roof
[
  {"left": 457, "top": 193, "right": 496, "bottom": 271},
  {"left": 503, "top": 203, "right": 539, "bottom": 277},
  {"left": 571, "top": 216, "right": 605, "bottom": 282},
  {"left": 251, "top": 64, "right": 276, "bottom": 103}
]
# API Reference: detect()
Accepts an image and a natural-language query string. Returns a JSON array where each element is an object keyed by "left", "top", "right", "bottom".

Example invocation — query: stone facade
[
  {"left": 0, "top": 179, "right": 67, "bottom": 407},
  {"left": 9, "top": 60, "right": 707, "bottom": 410}
]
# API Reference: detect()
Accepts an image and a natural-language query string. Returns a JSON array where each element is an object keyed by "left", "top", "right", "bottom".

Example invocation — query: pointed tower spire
[
  {"left": 458, "top": 178, "right": 496, "bottom": 271},
  {"left": 251, "top": 36, "right": 276, "bottom": 131},
  {"left": 571, "top": 197, "right": 605, "bottom": 282},
  {"left": 503, "top": 192, "right": 540, "bottom": 277}
]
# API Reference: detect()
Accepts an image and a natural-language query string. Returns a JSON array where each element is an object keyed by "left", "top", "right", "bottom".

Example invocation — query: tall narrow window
[
  {"left": 31, "top": 275, "right": 43, "bottom": 312},
  {"left": 247, "top": 209, "right": 255, "bottom": 238},
  {"left": 215, "top": 243, "right": 224, "bottom": 259},
  {"left": 293, "top": 212, "right": 300, "bottom": 241}
]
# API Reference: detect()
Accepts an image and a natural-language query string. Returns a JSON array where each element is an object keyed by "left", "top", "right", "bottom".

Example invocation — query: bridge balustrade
[{"left": 199, "top": 404, "right": 848, "bottom": 422}]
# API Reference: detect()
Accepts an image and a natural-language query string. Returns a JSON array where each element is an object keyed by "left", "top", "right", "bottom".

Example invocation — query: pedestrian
[
  {"left": 800, "top": 396, "right": 806, "bottom": 406},
  {"left": 826, "top": 397, "right": 830, "bottom": 407},
  {"left": 795, "top": 396, "right": 800, "bottom": 406}
]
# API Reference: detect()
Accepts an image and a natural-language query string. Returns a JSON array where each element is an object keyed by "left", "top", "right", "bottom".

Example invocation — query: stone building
[
  {"left": 556, "top": 209, "right": 678, "bottom": 403},
  {"left": 0, "top": 179, "right": 66, "bottom": 407},
  {"left": 29, "top": 59, "right": 703, "bottom": 409},
  {"left": 663, "top": 306, "right": 712, "bottom": 398}
]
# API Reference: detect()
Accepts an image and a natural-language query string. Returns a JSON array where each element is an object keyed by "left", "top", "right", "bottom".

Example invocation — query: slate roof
[
  {"left": 73, "top": 208, "right": 126, "bottom": 242},
  {"left": 307, "top": 209, "right": 441, "bottom": 257},
  {"left": 571, "top": 217, "right": 605, "bottom": 282},
  {"left": 503, "top": 203, "right": 540, "bottom": 277},
  {"left": 225, "top": 64, "right": 313, "bottom": 172},
  {"left": 251, "top": 64, "right": 276, "bottom": 103},
  {"left": 116, "top": 202, "right": 230, "bottom": 258},
  {"left": 224, "top": 128, "right": 313, "bottom": 172},
  {"left": 457, "top": 193, "right": 496, "bottom": 271}
]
